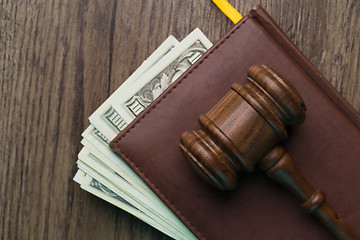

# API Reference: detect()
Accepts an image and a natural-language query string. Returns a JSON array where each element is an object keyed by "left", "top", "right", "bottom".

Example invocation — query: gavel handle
[{"left": 259, "top": 146, "right": 360, "bottom": 240}]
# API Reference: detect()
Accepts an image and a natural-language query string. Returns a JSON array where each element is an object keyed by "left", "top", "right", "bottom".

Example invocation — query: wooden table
[{"left": 1, "top": 1, "right": 359, "bottom": 239}]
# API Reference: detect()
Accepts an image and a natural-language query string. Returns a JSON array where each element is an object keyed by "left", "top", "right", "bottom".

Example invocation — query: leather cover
[{"left": 110, "top": 6, "right": 360, "bottom": 240}]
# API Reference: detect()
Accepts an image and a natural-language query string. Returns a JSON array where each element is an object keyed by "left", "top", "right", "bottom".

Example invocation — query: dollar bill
[
  {"left": 111, "top": 28, "right": 212, "bottom": 121},
  {"left": 73, "top": 170, "right": 180, "bottom": 239},
  {"left": 75, "top": 28, "right": 212, "bottom": 240},
  {"left": 89, "top": 35, "right": 179, "bottom": 140},
  {"left": 80, "top": 133, "right": 174, "bottom": 209},
  {"left": 76, "top": 149, "right": 195, "bottom": 240},
  {"left": 81, "top": 125, "right": 147, "bottom": 189},
  {"left": 81, "top": 125, "right": 184, "bottom": 221},
  {"left": 80, "top": 127, "right": 194, "bottom": 238}
]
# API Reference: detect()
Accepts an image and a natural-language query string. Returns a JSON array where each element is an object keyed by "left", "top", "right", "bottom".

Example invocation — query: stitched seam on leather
[{"left": 112, "top": 16, "right": 250, "bottom": 240}]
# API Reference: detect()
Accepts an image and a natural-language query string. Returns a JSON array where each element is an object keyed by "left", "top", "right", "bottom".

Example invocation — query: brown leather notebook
[{"left": 110, "top": 6, "right": 360, "bottom": 240}]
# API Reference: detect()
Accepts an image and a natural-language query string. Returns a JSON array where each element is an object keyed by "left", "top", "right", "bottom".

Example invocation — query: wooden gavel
[{"left": 180, "top": 65, "right": 359, "bottom": 240}]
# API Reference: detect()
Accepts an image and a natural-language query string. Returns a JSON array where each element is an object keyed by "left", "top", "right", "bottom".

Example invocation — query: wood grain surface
[{"left": 1, "top": 0, "right": 359, "bottom": 239}]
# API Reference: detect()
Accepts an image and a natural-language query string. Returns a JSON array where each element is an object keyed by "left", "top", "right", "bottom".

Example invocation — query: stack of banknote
[{"left": 73, "top": 28, "right": 212, "bottom": 240}]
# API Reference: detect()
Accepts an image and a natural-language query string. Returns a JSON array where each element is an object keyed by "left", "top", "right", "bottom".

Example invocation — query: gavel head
[{"left": 180, "top": 65, "right": 306, "bottom": 190}]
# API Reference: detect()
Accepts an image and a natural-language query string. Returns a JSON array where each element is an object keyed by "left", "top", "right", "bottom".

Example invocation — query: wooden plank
[{"left": 0, "top": 0, "right": 358, "bottom": 239}]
